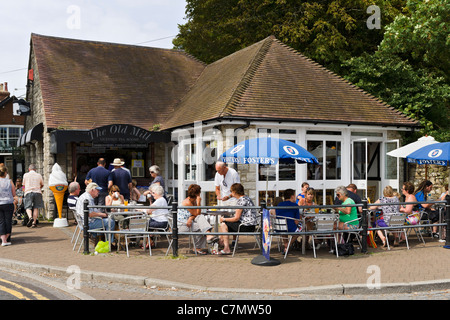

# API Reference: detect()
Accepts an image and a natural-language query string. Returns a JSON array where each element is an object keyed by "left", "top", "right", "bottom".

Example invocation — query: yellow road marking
[
  {"left": 0, "top": 284, "right": 30, "bottom": 300},
  {"left": 0, "top": 278, "right": 49, "bottom": 300}
]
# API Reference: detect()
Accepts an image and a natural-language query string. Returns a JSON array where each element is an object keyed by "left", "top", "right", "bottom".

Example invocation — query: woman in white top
[
  {"left": 0, "top": 166, "right": 15, "bottom": 246},
  {"left": 146, "top": 185, "right": 169, "bottom": 229}
]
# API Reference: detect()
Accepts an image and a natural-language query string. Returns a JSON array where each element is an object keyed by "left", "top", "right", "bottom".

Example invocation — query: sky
[{"left": 0, "top": 0, "right": 188, "bottom": 99}]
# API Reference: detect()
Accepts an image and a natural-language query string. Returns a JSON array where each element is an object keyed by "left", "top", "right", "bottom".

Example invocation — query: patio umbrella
[
  {"left": 221, "top": 137, "right": 319, "bottom": 165},
  {"left": 220, "top": 137, "right": 318, "bottom": 266},
  {"left": 406, "top": 142, "right": 450, "bottom": 249},
  {"left": 406, "top": 142, "right": 450, "bottom": 186},
  {"left": 221, "top": 137, "right": 319, "bottom": 201},
  {"left": 387, "top": 135, "right": 439, "bottom": 158}
]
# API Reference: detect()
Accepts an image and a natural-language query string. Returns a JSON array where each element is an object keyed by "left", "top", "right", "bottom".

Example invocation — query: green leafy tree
[
  {"left": 342, "top": 0, "right": 450, "bottom": 142},
  {"left": 174, "top": 0, "right": 405, "bottom": 73}
]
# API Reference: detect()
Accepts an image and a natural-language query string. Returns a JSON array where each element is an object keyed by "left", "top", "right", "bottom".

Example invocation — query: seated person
[
  {"left": 178, "top": 184, "right": 215, "bottom": 255},
  {"left": 219, "top": 183, "right": 257, "bottom": 255},
  {"left": 13, "top": 178, "right": 24, "bottom": 213},
  {"left": 75, "top": 183, "right": 115, "bottom": 243},
  {"left": 335, "top": 186, "right": 359, "bottom": 231},
  {"left": 414, "top": 180, "right": 439, "bottom": 238},
  {"left": 146, "top": 184, "right": 169, "bottom": 229},
  {"left": 142, "top": 184, "right": 169, "bottom": 248},
  {"left": 105, "top": 185, "right": 124, "bottom": 208},
  {"left": 67, "top": 181, "right": 80, "bottom": 211},
  {"left": 275, "top": 188, "right": 300, "bottom": 254},
  {"left": 370, "top": 185, "right": 400, "bottom": 248},
  {"left": 130, "top": 179, "right": 141, "bottom": 202}
]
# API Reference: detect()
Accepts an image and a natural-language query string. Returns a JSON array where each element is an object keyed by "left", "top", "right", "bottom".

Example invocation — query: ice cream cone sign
[{"left": 49, "top": 163, "right": 68, "bottom": 219}]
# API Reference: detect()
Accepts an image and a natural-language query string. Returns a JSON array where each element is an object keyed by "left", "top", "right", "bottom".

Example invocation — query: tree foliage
[
  {"left": 342, "top": 0, "right": 450, "bottom": 142},
  {"left": 174, "top": 0, "right": 404, "bottom": 73},
  {"left": 174, "top": 0, "right": 449, "bottom": 141}
]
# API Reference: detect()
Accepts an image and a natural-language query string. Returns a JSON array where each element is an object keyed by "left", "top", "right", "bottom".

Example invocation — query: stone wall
[{"left": 408, "top": 164, "right": 449, "bottom": 199}]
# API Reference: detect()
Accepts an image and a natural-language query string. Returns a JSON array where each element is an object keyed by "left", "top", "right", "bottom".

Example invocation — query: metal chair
[
  {"left": 122, "top": 215, "right": 151, "bottom": 257},
  {"left": 270, "top": 215, "right": 297, "bottom": 259},
  {"left": 72, "top": 213, "right": 105, "bottom": 253},
  {"left": 232, "top": 216, "right": 261, "bottom": 257},
  {"left": 310, "top": 214, "right": 339, "bottom": 258},
  {"left": 343, "top": 217, "right": 363, "bottom": 249},
  {"left": 406, "top": 212, "right": 425, "bottom": 244},
  {"left": 148, "top": 214, "right": 171, "bottom": 248},
  {"left": 165, "top": 216, "right": 197, "bottom": 256},
  {"left": 384, "top": 213, "right": 409, "bottom": 250}
]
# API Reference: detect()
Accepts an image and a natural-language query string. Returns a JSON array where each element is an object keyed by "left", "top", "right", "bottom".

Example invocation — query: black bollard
[
  {"left": 361, "top": 199, "right": 368, "bottom": 253},
  {"left": 83, "top": 199, "right": 89, "bottom": 254},
  {"left": 445, "top": 195, "right": 450, "bottom": 248},
  {"left": 171, "top": 201, "right": 178, "bottom": 257}
]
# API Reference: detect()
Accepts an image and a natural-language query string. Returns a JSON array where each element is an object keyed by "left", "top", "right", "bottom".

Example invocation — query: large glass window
[
  {"left": 0, "top": 126, "right": 23, "bottom": 151},
  {"left": 307, "top": 140, "right": 341, "bottom": 180}
]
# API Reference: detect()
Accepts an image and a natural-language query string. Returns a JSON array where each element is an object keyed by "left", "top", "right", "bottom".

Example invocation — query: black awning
[
  {"left": 50, "top": 124, "right": 171, "bottom": 154},
  {"left": 17, "top": 123, "right": 43, "bottom": 147}
]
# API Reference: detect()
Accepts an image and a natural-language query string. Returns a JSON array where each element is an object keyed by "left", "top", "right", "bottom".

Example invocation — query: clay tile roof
[
  {"left": 162, "top": 36, "right": 419, "bottom": 130},
  {"left": 31, "top": 33, "right": 205, "bottom": 131}
]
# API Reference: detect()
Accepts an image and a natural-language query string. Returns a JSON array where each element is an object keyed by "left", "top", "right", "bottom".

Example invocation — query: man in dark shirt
[
  {"left": 275, "top": 189, "right": 301, "bottom": 253},
  {"left": 85, "top": 158, "right": 111, "bottom": 206},
  {"left": 108, "top": 158, "right": 132, "bottom": 200}
]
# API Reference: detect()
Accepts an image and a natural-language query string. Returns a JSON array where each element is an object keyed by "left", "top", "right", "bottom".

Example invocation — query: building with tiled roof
[{"left": 21, "top": 34, "right": 419, "bottom": 217}]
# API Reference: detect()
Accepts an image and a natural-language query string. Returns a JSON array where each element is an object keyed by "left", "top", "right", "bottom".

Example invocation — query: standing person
[
  {"left": 22, "top": 164, "right": 44, "bottom": 228},
  {"left": 214, "top": 161, "right": 240, "bottom": 205},
  {"left": 108, "top": 158, "right": 132, "bottom": 201},
  {"left": 0, "top": 166, "right": 15, "bottom": 246},
  {"left": 296, "top": 182, "right": 309, "bottom": 204},
  {"left": 85, "top": 158, "right": 111, "bottom": 206},
  {"left": 143, "top": 165, "right": 165, "bottom": 201}
]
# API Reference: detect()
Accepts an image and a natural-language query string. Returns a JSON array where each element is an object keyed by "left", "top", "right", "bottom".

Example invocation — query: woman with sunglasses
[{"left": 335, "top": 186, "right": 359, "bottom": 231}]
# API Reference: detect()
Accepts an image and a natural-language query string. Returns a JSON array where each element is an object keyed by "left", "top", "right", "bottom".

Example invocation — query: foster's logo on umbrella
[
  {"left": 428, "top": 149, "right": 442, "bottom": 158},
  {"left": 283, "top": 145, "right": 299, "bottom": 156}
]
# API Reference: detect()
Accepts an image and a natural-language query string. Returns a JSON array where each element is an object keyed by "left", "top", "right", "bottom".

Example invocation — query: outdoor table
[{"left": 205, "top": 210, "right": 234, "bottom": 232}]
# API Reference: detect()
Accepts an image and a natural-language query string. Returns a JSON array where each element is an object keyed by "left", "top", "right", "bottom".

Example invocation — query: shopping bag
[{"left": 95, "top": 241, "right": 110, "bottom": 253}]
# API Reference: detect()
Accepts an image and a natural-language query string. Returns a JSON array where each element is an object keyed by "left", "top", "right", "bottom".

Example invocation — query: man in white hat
[
  {"left": 108, "top": 158, "right": 132, "bottom": 200},
  {"left": 76, "top": 182, "right": 115, "bottom": 243}
]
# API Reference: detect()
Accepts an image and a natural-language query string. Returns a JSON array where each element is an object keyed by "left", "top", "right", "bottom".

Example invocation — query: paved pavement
[{"left": 1, "top": 221, "right": 449, "bottom": 296}]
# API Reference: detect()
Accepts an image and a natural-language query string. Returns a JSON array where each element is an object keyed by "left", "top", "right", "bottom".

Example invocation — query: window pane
[
  {"left": 307, "top": 141, "right": 323, "bottom": 180},
  {"left": 385, "top": 142, "right": 397, "bottom": 180},
  {"left": 325, "top": 141, "right": 341, "bottom": 180}
]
